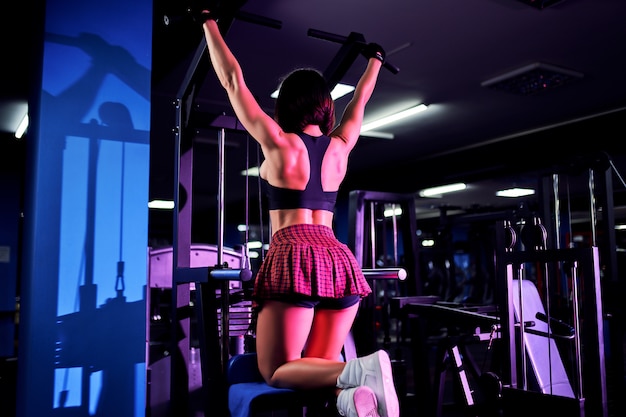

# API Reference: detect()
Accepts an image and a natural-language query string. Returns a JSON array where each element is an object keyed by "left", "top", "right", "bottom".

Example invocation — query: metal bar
[
  {"left": 307, "top": 28, "right": 400, "bottom": 75},
  {"left": 362, "top": 268, "right": 407, "bottom": 281}
]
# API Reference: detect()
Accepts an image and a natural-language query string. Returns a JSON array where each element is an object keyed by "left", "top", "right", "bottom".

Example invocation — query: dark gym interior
[{"left": 1, "top": 1, "right": 625, "bottom": 416}]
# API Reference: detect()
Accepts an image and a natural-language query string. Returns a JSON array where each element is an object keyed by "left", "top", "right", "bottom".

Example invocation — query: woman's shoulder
[
  {"left": 262, "top": 130, "right": 303, "bottom": 151},
  {"left": 327, "top": 132, "right": 352, "bottom": 150}
]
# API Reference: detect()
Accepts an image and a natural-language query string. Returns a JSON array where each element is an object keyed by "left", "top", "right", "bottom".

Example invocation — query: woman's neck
[{"left": 302, "top": 125, "right": 323, "bottom": 136}]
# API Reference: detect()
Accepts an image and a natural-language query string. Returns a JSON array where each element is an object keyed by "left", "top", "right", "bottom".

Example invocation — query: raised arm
[
  {"left": 331, "top": 43, "right": 385, "bottom": 150},
  {"left": 201, "top": 14, "right": 283, "bottom": 149}
]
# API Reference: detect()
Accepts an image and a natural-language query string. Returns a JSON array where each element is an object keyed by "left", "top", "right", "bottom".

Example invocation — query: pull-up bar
[{"left": 308, "top": 29, "right": 400, "bottom": 91}]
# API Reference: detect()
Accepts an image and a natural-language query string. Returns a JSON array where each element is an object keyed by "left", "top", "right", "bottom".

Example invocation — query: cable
[
  {"left": 241, "top": 129, "right": 251, "bottom": 273},
  {"left": 255, "top": 142, "right": 266, "bottom": 260},
  {"left": 608, "top": 156, "right": 626, "bottom": 189}
]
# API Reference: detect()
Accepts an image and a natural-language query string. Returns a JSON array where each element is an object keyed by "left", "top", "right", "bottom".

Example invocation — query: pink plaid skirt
[{"left": 253, "top": 224, "right": 372, "bottom": 302}]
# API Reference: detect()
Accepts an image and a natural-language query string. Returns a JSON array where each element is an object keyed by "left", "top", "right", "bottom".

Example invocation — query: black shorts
[{"left": 266, "top": 294, "right": 361, "bottom": 309}]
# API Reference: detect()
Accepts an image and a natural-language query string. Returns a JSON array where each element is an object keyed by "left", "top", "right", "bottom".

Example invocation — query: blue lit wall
[{"left": 17, "top": 1, "right": 152, "bottom": 416}]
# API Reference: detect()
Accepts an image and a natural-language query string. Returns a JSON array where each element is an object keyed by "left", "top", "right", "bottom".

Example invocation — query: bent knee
[
  {"left": 258, "top": 364, "right": 278, "bottom": 386},
  {"left": 260, "top": 366, "right": 290, "bottom": 388},
  {"left": 261, "top": 370, "right": 282, "bottom": 388}
]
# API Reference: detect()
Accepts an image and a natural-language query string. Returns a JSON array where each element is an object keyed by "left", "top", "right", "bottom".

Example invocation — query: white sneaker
[
  {"left": 337, "top": 350, "right": 399, "bottom": 417},
  {"left": 337, "top": 386, "right": 381, "bottom": 417}
]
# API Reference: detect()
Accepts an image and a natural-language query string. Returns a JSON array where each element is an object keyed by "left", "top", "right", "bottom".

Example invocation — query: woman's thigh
[
  {"left": 305, "top": 303, "right": 359, "bottom": 359},
  {"left": 255, "top": 300, "right": 315, "bottom": 378}
]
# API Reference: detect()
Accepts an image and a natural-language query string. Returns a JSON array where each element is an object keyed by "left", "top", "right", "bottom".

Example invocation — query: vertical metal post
[{"left": 217, "top": 128, "right": 230, "bottom": 371}]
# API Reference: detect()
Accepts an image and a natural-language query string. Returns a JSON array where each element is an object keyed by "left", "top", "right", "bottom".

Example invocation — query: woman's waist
[{"left": 269, "top": 208, "right": 334, "bottom": 234}]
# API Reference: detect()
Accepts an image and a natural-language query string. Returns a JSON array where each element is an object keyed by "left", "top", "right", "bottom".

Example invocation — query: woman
[{"left": 200, "top": 10, "right": 399, "bottom": 417}]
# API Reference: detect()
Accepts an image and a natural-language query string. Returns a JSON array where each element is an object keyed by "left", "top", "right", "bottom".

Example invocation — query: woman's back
[{"left": 260, "top": 125, "right": 351, "bottom": 232}]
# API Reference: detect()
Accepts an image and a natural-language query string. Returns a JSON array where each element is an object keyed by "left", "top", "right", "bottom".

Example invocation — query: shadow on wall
[{"left": 18, "top": 1, "right": 152, "bottom": 416}]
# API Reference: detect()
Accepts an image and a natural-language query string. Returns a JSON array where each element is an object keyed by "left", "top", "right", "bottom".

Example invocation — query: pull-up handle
[
  {"left": 362, "top": 267, "right": 407, "bottom": 280},
  {"left": 308, "top": 28, "right": 400, "bottom": 75},
  {"left": 209, "top": 267, "right": 253, "bottom": 282},
  {"left": 186, "top": 2, "right": 282, "bottom": 32}
]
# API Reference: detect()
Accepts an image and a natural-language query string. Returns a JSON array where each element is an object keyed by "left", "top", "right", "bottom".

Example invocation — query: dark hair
[{"left": 274, "top": 68, "right": 335, "bottom": 135}]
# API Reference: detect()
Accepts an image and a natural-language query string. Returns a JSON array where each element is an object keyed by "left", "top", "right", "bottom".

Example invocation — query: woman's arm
[
  {"left": 201, "top": 16, "right": 284, "bottom": 150},
  {"left": 331, "top": 44, "right": 385, "bottom": 151}
]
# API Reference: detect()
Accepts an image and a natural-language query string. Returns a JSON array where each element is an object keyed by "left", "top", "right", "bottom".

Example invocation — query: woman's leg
[
  {"left": 255, "top": 300, "right": 358, "bottom": 390},
  {"left": 304, "top": 303, "right": 359, "bottom": 360}
]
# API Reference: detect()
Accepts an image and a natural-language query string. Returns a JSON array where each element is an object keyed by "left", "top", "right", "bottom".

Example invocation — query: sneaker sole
[
  {"left": 374, "top": 350, "right": 399, "bottom": 417},
  {"left": 353, "top": 386, "right": 381, "bottom": 417}
]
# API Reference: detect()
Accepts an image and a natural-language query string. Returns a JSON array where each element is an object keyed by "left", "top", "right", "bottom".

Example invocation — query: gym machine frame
[
  {"left": 493, "top": 162, "right": 617, "bottom": 417},
  {"left": 494, "top": 244, "right": 606, "bottom": 417},
  {"left": 347, "top": 190, "right": 421, "bottom": 353},
  {"left": 168, "top": 9, "right": 281, "bottom": 417}
]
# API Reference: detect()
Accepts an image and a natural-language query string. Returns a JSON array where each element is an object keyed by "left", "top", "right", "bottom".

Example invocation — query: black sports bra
[{"left": 262, "top": 133, "right": 338, "bottom": 211}]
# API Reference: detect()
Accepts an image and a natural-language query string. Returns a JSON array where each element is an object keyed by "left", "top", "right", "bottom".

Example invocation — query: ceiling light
[
  {"left": 329, "top": 83, "right": 355, "bottom": 100},
  {"left": 247, "top": 240, "right": 263, "bottom": 249},
  {"left": 496, "top": 187, "right": 535, "bottom": 198},
  {"left": 241, "top": 166, "right": 260, "bottom": 177},
  {"left": 148, "top": 200, "right": 175, "bottom": 209},
  {"left": 360, "top": 131, "right": 395, "bottom": 140},
  {"left": 361, "top": 104, "right": 428, "bottom": 133},
  {"left": 418, "top": 182, "right": 467, "bottom": 197},
  {"left": 383, "top": 207, "right": 402, "bottom": 217},
  {"left": 271, "top": 82, "right": 355, "bottom": 101},
  {"left": 15, "top": 113, "right": 29, "bottom": 139}
]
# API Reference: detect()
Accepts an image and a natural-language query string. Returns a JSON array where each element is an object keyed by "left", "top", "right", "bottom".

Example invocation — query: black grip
[{"left": 308, "top": 28, "right": 400, "bottom": 75}]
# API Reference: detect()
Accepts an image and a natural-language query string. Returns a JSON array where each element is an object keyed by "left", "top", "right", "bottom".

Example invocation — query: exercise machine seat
[
  {"left": 227, "top": 352, "right": 330, "bottom": 417},
  {"left": 226, "top": 333, "right": 356, "bottom": 417},
  {"left": 227, "top": 353, "right": 295, "bottom": 417}
]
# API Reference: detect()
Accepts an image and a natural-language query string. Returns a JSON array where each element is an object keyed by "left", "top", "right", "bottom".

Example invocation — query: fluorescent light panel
[
  {"left": 271, "top": 83, "right": 355, "bottom": 101},
  {"left": 383, "top": 207, "right": 403, "bottom": 217},
  {"left": 329, "top": 84, "right": 355, "bottom": 100},
  {"left": 419, "top": 182, "right": 466, "bottom": 197},
  {"left": 496, "top": 188, "right": 535, "bottom": 198},
  {"left": 15, "top": 113, "right": 28, "bottom": 139},
  {"left": 272, "top": 83, "right": 426, "bottom": 136},
  {"left": 148, "top": 200, "right": 174, "bottom": 209},
  {"left": 247, "top": 240, "right": 263, "bottom": 249},
  {"left": 241, "top": 166, "right": 260, "bottom": 177},
  {"left": 361, "top": 104, "right": 428, "bottom": 133}
]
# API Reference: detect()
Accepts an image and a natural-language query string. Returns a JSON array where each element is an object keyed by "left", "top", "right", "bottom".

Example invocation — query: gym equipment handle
[
  {"left": 210, "top": 267, "right": 254, "bottom": 282},
  {"left": 362, "top": 267, "right": 407, "bottom": 281},
  {"left": 307, "top": 29, "right": 400, "bottom": 74},
  {"left": 536, "top": 311, "right": 575, "bottom": 336}
]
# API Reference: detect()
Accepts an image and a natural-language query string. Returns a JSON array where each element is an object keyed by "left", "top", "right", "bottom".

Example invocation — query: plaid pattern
[{"left": 253, "top": 224, "right": 372, "bottom": 301}]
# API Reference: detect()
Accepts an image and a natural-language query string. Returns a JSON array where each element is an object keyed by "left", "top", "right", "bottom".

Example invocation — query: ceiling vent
[
  {"left": 481, "top": 62, "right": 583, "bottom": 96},
  {"left": 517, "top": 0, "right": 564, "bottom": 9}
]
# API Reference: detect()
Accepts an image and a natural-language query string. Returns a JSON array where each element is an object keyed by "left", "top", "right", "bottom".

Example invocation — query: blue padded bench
[
  {"left": 227, "top": 352, "right": 312, "bottom": 417},
  {"left": 226, "top": 333, "right": 357, "bottom": 417}
]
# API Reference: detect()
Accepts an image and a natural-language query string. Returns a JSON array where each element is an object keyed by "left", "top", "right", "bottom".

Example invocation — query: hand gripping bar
[{"left": 307, "top": 28, "right": 400, "bottom": 75}]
